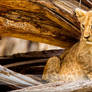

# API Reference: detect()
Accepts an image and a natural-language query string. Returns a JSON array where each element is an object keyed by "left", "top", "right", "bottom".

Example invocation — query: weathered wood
[
  {"left": 76, "top": 0, "right": 92, "bottom": 8},
  {"left": 11, "top": 80, "right": 92, "bottom": 92},
  {"left": 0, "top": 65, "right": 41, "bottom": 89},
  {"left": 0, "top": 0, "right": 89, "bottom": 48},
  {"left": 0, "top": 49, "right": 64, "bottom": 66}
]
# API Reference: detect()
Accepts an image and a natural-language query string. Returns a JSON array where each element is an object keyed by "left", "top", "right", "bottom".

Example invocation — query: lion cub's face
[{"left": 75, "top": 8, "right": 92, "bottom": 44}]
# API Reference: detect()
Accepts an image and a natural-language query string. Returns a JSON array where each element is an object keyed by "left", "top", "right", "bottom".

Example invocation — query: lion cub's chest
[{"left": 77, "top": 44, "right": 92, "bottom": 74}]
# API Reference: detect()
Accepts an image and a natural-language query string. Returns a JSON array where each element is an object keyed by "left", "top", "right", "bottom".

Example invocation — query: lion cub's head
[{"left": 75, "top": 8, "right": 92, "bottom": 44}]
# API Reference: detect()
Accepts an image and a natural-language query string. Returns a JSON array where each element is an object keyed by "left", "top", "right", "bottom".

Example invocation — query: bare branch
[
  {"left": 11, "top": 80, "right": 92, "bottom": 92},
  {"left": 0, "top": 65, "right": 41, "bottom": 88}
]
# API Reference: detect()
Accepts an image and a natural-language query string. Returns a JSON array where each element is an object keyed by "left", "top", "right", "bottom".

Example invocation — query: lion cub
[{"left": 42, "top": 8, "right": 92, "bottom": 82}]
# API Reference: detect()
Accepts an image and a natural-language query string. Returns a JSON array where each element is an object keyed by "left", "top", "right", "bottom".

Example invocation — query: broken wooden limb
[
  {"left": 0, "top": 0, "right": 89, "bottom": 48},
  {"left": 76, "top": 0, "right": 92, "bottom": 8},
  {"left": 0, "top": 49, "right": 64, "bottom": 66},
  {"left": 11, "top": 80, "right": 92, "bottom": 92},
  {"left": 4, "top": 59, "right": 46, "bottom": 69},
  {"left": 0, "top": 65, "right": 41, "bottom": 89}
]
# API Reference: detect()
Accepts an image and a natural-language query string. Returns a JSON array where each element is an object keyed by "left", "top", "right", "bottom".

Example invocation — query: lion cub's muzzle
[
  {"left": 83, "top": 35, "right": 92, "bottom": 44},
  {"left": 84, "top": 35, "right": 90, "bottom": 40}
]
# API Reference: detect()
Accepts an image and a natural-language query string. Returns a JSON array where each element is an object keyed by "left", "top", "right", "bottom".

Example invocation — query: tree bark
[
  {"left": 0, "top": 65, "right": 41, "bottom": 89},
  {"left": 0, "top": 49, "right": 63, "bottom": 66},
  {"left": 0, "top": 0, "right": 89, "bottom": 48},
  {"left": 11, "top": 80, "right": 92, "bottom": 92}
]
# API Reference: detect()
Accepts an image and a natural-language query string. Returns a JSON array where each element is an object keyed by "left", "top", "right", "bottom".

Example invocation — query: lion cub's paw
[{"left": 42, "top": 56, "right": 61, "bottom": 82}]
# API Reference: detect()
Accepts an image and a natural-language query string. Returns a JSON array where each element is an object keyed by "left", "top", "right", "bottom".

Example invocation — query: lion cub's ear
[{"left": 75, "top": 8, "right": 87, "bottom": 22}]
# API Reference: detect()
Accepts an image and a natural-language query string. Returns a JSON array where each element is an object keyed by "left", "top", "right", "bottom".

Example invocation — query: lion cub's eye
[
  {"left": 81, "top": 24, "right": 85, "bottom": 30},
  {"left": 90, "top": 25, "right": 92, "bottom": 29}
]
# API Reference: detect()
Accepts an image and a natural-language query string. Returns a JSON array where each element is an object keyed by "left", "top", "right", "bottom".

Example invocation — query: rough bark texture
[
  {"left": 0, "top": 49, "right": 63, "bottom": 66},
  {"left": 0, "top": 0, "right": 86, "bottom": 48},
  {"left": 0, "top": 65, "right": 41, "bottom": 89},
  {"left": 11, "top": 80, "right": 92, "bottom": 92}
]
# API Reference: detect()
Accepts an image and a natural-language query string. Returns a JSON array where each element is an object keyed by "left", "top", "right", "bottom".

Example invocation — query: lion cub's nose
[{"left": 84, "top": 35, "right": 90, "bottom": 40}]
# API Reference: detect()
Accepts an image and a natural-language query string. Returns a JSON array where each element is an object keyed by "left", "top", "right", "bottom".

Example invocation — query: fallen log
[
  {"left": 0, "top": 65, "right": 41, "bottom": 89},
  {"left": 76, "top": 0, "right": 92, "bottom": 8},
  {"left": 0, "top": 0, "right": 89, "bottom": 48},
  {"left": 11, "top": 80, "right": 92, "bottom": 92},
  {"left": 0, "top": 49, "right": 63, "bottom": 66}
]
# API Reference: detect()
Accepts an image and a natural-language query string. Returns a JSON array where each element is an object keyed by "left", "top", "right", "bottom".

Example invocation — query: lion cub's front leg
[{"left": 42, "top": 56, "right": 61, "bottom": 82}]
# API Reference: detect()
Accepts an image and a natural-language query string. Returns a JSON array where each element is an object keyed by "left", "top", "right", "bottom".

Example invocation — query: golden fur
[{"left": 42, "top": 8, "right": 92, "bottom": 82}]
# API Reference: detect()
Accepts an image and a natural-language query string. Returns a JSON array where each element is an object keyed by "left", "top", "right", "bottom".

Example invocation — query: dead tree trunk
[
  {"left": 0, "top": 0, "right": 89, "bottom": 48},
  {"left": 11, "top": 80, "right": 92, "bottom": 92}
]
